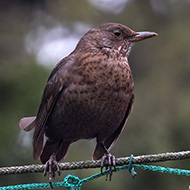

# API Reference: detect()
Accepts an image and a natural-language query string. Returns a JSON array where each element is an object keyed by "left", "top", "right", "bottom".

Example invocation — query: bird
[{"left": 19, "top": 22, "right": 157, "bottom": 184}]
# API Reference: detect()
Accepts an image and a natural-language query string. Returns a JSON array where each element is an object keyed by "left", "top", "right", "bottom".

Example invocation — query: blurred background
[{"left": 0, "top": 0, "right": 190, "bottom": 189}]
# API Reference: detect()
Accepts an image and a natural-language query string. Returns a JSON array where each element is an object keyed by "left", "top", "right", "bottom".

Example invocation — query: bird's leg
[
  {"left": 100, "top": 143, "right": 116, "bottom": 181},
  {"left": 44, "top": 153, "right": 60, "bottom": 188}
]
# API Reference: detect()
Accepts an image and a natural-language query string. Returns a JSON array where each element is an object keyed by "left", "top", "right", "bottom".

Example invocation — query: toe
[{"left": 100, "top": 153, "right": 116, "bottom": 181}]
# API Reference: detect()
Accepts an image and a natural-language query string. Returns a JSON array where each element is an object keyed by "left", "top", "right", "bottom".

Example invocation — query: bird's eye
[{"left": 114, "top": 29, "right": 121, "bottom": 37}]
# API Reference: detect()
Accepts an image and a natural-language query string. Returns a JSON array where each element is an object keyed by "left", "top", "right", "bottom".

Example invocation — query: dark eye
[{"left": 114, "top": 29, "right": 121, "bottom": 37}]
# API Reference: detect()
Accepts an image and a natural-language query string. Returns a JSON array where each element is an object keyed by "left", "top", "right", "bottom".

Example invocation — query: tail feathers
[
  {"left": 56, "top": 142, "right": 70, "bottom": 162},
  {"left": 93, "top": 143, "right": 106, "bottom": 160},
  {"left": 19, "top": 116, "right": 45, "bottom": 160},
  {"left": 40, "top": 140, "right": 59, "bottom": 164},
  {"left": 40, "top": 140, "right": 70, "bottom": 164},
  {"left": 19, "top": 116, "right": 36, "bottom": 131}
]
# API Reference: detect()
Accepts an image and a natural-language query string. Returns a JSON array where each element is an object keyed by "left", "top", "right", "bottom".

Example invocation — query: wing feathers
[{"left": 33, "top": 84, "right": 64, "bottom": 159}]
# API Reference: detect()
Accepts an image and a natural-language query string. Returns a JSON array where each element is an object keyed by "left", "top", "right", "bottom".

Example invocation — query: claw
[
  {"left": 43, "top": 153, "right": 60, "bottom": 188},
  {"left": 100, "top": 153, "right": 116, "bottom": 181}
]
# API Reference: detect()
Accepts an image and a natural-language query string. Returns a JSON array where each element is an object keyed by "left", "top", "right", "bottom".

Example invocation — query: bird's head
[{"left": 76, "top": 23, "right": 157, "bottom": 57}]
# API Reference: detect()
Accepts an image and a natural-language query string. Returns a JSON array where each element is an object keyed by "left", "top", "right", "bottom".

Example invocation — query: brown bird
[{"left": 19, "top": 23, "right": 157, "bottom": 183}]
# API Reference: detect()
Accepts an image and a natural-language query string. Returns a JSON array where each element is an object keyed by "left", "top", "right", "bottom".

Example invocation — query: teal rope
[
  {"left": 128, "top": 154, "right": 137, "bottom": 177},
  {"left": 135, "top": 164, "right": 190, "bottom": 176},
  {"left": 1, "top": 164, "right": 190, "bottom": 190}
]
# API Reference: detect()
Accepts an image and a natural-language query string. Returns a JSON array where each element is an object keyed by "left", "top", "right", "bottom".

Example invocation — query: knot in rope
[
  {"left": 63, "top": 175, "right": 83, "bottom": 190},
  {"left": 128, "top": 154, "right": 137, "bottom": 177}
]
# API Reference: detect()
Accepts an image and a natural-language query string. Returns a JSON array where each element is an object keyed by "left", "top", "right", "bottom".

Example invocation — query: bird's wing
[
  {"left": 105, "top": 97, "right": 134, "bottom": 150},
  {"left": 93, "top": 96, "right": 134, "bottom": 160},
  {"left": 33, "top": 58, "right": 70, "bottom": 159}
]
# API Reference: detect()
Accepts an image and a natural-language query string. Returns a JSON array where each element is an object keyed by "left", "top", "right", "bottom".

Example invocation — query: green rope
[{"left": 1, "top": 164, "right": 190, "bottom": 190}]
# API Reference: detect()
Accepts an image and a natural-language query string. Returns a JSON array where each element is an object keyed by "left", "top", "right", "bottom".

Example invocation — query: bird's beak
[{"left": 130, "top": 31, "right": 158, "bottom": 42}]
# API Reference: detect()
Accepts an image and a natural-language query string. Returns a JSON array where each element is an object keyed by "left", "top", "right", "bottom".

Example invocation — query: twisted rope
[
  {"left": 0, "top": 150, "right": 190, "bottom": 175},
  {"left": 1, "top": 164, "right": 190, "bottom": 190}
]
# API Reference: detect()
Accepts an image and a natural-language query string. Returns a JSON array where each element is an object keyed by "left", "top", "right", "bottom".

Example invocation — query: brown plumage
[{"left": 19, "top": 23, "right": 157, "bottom": 183}]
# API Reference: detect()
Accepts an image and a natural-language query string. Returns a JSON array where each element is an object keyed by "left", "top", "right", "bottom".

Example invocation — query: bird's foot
[
  {"left": 101, "top": 153, "right": 116, "bottom": 181},
  {"left": 44, "top": 153, "right": 61, "bottom": 188}
]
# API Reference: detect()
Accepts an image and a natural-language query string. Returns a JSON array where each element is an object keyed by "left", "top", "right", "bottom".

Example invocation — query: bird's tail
[
  {"left": 93, "top": 143, "right": 106, "bottom": 160},
  {"left": 40, "top": 140, "right": 70, "bottom": 164},
  {"left": 19, "top": 116, "right": 36, "bottom": 131},
  {"left": 19, "top": 116, "right": 45, "bottom": 160}
]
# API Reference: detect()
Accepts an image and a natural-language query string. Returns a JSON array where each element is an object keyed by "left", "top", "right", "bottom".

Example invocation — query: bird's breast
[
  {"left": 46, "top": 56, "right": 134, "bottom": 141},
  {"left": 66, "top": 54, "right": 134, "bottom": 102}
]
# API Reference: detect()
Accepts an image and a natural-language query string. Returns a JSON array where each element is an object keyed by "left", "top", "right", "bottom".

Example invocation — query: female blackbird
[{"left": 19, "top": 23, "right": 157, "bottom": 183}]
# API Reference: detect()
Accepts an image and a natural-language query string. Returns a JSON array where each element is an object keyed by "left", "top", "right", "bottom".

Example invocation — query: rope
[
  {"left": 1, "top": 163, "right": 190, "bottom": 190},
  {"left": 0, "top": 150, "right": 190, "bottom": 175},
  {"left": 128, "top": 154, "right": 137, "bottom": 176}
]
